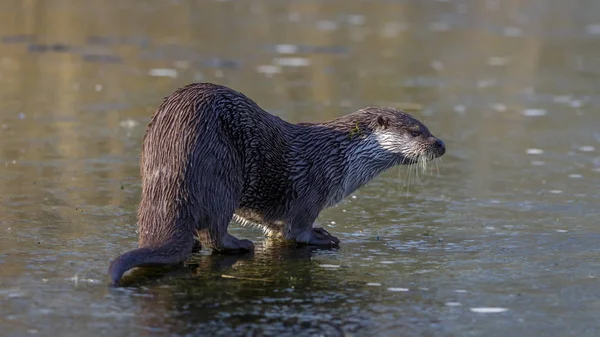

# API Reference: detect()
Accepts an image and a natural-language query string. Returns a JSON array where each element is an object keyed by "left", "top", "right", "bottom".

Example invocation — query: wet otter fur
[{"left": 109, "top": 82, "right": 445, "bottom": 285}]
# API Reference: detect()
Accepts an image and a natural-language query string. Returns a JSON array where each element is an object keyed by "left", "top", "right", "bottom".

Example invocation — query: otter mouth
[
  {"left": 400, "top": 154, "right": 436, "bottom": 166},
  {"left": 399, "top": 138, "right": 446, "bottom": 166}
]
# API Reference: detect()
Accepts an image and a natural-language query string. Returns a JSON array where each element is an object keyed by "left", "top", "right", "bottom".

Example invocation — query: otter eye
[{"left": 409, "top": 130, "right": 420, "bottom": 137}]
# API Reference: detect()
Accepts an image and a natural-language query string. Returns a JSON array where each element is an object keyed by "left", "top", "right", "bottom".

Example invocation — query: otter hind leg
[
  {"left": 199, "top": 208, "right": 254, "bottom": 254},
  {"left": 214, "top": 232, "right": 255, "bottom": 253},
  {"left": 192, "top": 236, "right": 203, "bottom": 253}
]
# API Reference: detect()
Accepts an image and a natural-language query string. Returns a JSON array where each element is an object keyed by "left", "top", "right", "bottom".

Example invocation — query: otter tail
[{"left": 108, "top": 237, "right": 194, "bottom": 285}]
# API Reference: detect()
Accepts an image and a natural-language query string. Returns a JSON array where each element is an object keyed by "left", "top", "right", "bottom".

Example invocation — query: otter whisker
[{"left": 403, "top": 158, "right": 413, "bottom": 196}]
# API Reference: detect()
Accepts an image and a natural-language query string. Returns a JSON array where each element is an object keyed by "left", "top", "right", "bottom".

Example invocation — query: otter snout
[{"left": 432, "top": 138, "right": 446, "bottom": 157}]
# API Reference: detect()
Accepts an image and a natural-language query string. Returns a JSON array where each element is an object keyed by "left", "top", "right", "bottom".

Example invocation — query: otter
[{"left": 108, "top": 82, "right": 445, "bottom": 285}]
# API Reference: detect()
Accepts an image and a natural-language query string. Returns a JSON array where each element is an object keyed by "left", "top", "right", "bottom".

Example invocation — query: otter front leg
[
  {"left": 308, "top": 227, "right": 340, "bottom": 247},
  {"left": 294, "top": 227, "right": 340, "bottom": 248},
  {"left": 287, "top": 214, "right": 340, "bottom": 248}
]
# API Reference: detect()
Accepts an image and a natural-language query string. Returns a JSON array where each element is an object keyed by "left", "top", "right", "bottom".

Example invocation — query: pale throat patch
[{"left": 373, "top": 131, "right": 406, "bottom": 152}]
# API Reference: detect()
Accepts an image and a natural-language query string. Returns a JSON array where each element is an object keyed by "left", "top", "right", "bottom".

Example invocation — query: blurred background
[{"left": 1, "top": 1, "right": 599, "bottom": 336}]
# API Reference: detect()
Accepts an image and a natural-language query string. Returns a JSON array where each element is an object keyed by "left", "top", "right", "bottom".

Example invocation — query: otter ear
[{"left": 376, "top": 115, "right": 389, "bottom": 128}]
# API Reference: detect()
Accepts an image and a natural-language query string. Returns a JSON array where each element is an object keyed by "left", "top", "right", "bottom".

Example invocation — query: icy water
[{"left": 1, "top": 1, "right": 600, "bottom": 336}]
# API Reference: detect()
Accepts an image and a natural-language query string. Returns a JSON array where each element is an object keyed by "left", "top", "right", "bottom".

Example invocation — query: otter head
[{"left": 368, "top": 107, "right": 446, "bottom": 165}]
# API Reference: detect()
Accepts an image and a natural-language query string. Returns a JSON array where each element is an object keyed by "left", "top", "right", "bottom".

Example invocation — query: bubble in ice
[
  {"left": 586, "top": 24, "right": 600, "bottom": 35},
  {"left": 523, "top": 109, "right": 547, "bottom": 116},
  {"left": 149, "top": 68, "right": 177, "bottom": 78},
  {"left": 526, "top": 148, "right": 544, "bottom": 155},
  {"left": 487, "top": 56, "right": 508, "bottom": 66},
  {"left": 503, "top": 27, "right": 523, "bottom": 36},
  {"left": 470, "top": 307, "right": 508, "bottom": 313},
  {"left": 319, "top": 264, "right": 341, "bottom": 268},
  {"left": 274, "top": 44, "right": 299, "bottom": 54},
  {"left": 387, "top": 287, "right": 409, "bottom": 292},
  {"left": 490, "top": 103, "right": 507, "bottom": 112},
  {"left": 446, "top": 302, "right": 462, "bottom": 306},
  {"left": 273, "top": 57, "right": 310, "bottom": 67}
]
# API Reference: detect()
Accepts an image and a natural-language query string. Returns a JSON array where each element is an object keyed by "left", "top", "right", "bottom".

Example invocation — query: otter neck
[
  {"left": 297, "top": 127, "right": 397, "bottom": 208},
  {"left": 339, "top": 133, "right": 397, "bottom": 200}
]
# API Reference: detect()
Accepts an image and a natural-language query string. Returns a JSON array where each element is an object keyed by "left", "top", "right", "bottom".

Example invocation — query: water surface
[{"left": 1, "top": 1, "right": 600, "bottom": 336}]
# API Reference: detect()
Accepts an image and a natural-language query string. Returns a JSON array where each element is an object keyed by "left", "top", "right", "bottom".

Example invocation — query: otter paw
[
  {"left": 298, "top": 227, "right": 340, "bottom": 248},
  {"left": 192, "top": 239, "right": 203, "bottom": 253},
  {"left": 214, "top": 234, "right": 255, "bottom": 254}
]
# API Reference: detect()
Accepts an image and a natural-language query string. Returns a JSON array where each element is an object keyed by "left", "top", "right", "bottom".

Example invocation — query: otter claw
[{"left": 307, "top": 227, "right": 340, "bottom": 248}]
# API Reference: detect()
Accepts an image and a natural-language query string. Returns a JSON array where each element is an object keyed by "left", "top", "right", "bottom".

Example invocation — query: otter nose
[{"left": 434, "top": 138, "right": 445, "bottom": 156}]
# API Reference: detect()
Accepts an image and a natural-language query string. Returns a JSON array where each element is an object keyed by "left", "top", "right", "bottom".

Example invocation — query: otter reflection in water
[{"left": 109, "top": 82, "right": 446, "bottom": 285}]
